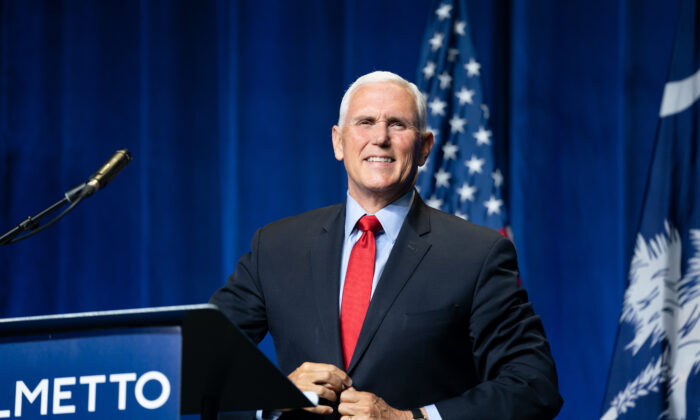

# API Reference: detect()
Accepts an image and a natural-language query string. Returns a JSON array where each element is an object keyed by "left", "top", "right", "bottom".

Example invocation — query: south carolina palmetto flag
[
  {"left": 601, "top": 1, "right": 700, "bottom": 418},
  {"left": 415, "top": 0, "right": 509, "bottom": 235}
]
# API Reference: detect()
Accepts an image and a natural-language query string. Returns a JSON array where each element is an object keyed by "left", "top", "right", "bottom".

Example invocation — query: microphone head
[{"left": 87, "top": 149, "right": 132, "bottom": 191}]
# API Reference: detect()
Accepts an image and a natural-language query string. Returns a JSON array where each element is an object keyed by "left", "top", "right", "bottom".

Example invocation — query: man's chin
[{"left": 352, "top": 182, "right": 414, "bottom": 202}]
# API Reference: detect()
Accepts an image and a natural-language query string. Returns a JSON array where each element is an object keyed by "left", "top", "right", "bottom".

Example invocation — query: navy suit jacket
[{"left": 210, "top": 195, "right": 562, "bottom": 419}]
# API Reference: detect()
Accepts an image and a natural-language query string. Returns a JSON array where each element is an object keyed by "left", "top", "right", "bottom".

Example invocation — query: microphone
[
  {"left": 65, "top": 149, "right": 132, "bottom": 202},
  {"left": 1, "top": 149, "right": 133, "bottom": 245},
  {"left": 87, "top": 149, "right": 132, "bottom": 191}
]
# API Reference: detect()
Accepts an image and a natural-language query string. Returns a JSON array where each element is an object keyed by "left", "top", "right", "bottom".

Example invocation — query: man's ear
[
  {"left": 418, "top": 130, "right": 434, "bottom": 166},
  {"left": 332, "top": 125, "right": 344, "bottom": 161}
]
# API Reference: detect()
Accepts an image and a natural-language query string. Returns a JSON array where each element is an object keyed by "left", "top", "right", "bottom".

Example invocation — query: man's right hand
[{"left": 288, "top": 362, "right": 352, "bottom": 415}]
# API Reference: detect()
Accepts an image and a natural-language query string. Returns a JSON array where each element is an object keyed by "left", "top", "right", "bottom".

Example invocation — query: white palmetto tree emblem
[{"left": 602, "top": 222, "right": 700, "bottom": 420}]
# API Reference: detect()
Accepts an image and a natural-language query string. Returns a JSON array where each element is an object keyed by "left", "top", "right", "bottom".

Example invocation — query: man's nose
[{"left": 370, "top": 121, "right": 391, "bottom": 145}]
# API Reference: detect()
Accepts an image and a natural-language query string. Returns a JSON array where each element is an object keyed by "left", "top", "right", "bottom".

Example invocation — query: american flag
[
  {"left": 601, "top": 0, "right": 700, "bottom": 418},
  {"left": 415, "top": 0, "right": 509, "bottom": 235}
]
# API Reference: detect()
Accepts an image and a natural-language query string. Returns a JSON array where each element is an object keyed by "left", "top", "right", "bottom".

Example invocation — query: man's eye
[
  {"left": 358, "top": 120, "right": 373, "bottom": 126},
  {"left": 390, "top": 121, "right": 407, "bottom": 129}
]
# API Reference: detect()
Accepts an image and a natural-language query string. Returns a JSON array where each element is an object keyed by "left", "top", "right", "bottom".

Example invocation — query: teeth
[{"left": 367, "top": 157, "right": 392, "bottom": 162}]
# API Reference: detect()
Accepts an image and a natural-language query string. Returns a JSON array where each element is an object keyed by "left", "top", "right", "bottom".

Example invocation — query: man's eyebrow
[{"left": 351, "top": 114, "right": 377, "bottom": 122}]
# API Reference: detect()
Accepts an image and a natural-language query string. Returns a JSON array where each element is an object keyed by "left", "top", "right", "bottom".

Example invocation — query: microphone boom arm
[
  {"left": 0, "top": 194, "right": 77, "bottom": 246},
  {"left": 0, "top": 149, "right": 131, "bottom": 246}
]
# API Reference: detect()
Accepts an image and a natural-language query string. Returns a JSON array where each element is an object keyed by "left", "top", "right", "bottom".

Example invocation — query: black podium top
[{"left": 0, "top": 304, "right": 313, "bottom": 414}]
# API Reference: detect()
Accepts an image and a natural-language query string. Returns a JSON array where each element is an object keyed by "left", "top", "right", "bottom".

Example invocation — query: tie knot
[{"left": 356, "top": 215, "right": 382, "bottom": 234}]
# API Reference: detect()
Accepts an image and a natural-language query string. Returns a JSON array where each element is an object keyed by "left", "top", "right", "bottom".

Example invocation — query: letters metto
[{"left": 2, "top": 371, "right": 171, "bottom": 417}]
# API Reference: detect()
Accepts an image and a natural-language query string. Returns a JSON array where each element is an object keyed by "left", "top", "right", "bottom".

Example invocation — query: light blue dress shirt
[{"left": 339, "top": 190, "right": 414, "bottom": 308}]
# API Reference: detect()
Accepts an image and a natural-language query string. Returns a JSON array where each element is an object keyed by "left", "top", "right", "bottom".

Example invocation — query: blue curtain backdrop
[{"left": 0, "top": 1, "right": 683, "bottom": 419}]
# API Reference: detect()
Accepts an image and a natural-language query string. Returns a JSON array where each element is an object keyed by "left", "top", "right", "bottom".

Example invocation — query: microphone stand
[
  {"left": 1, "top": 149, "right": 131, "bottom": 246},
  {"left": 0, "top": 183, "right": 90, "bottom": 246}
]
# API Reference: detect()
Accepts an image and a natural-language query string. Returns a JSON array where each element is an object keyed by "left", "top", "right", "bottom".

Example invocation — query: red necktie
[{"left": 340, "top": 215, "right": 383, "bottom": 370}]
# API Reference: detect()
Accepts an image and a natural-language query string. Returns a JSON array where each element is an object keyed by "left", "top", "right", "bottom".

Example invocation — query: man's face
[{"left": 332, "top": 82, "right": 433, "bottom": 206}]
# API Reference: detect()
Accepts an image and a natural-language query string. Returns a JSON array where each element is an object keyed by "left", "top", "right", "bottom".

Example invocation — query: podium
[{"left": 0, "top": 304, "right": 313, "bottom": 419}]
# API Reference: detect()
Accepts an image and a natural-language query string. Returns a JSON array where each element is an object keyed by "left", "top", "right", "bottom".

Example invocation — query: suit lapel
[
  {"left": 310, "top": 204, "right": 346, "bottom": 369},
  {"left": 347, "top": 195, "right": 432, "bottom": 373}
]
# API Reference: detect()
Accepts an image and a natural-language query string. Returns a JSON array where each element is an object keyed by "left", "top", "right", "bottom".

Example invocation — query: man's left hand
[{"left": 338, "top": 387, "right": 412, "bottom": 420}]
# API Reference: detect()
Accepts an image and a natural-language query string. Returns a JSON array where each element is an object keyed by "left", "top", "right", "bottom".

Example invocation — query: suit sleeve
[
  {"left": 434, "top": 236, "right": 563, "bottom": 420},
  {"left": 209, "top": 228, "right": 269, "bottom": 344}
]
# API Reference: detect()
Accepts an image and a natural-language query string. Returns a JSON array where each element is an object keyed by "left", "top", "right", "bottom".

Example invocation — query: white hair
[{"left": 337, "top": 71, "right": 427, "bottom": 132}]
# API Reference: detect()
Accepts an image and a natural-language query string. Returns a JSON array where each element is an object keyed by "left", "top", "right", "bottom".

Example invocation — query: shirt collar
[{"left": 344, "top": 189, "right": 414, "bottom": 244}]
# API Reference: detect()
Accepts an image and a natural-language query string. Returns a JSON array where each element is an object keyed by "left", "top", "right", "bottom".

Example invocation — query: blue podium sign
[{"left": 0, "top": 327, "right": 181, "bottom": 419}]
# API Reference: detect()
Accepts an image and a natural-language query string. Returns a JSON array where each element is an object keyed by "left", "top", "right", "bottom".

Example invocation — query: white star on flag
[
  {"left": 435, "top": 3, "right": 452, "bottom": 20},
  {"left": 423, "top": 61, "right": 436, "bottom": 79},
  {"left": 456, "top": 87, "right": 475, "bottom": 105},
  {"left": 465, "top": 155, "right": 485, "bottom": 174},
  {"left": 428, "top": 98, "right": 447, "bottom": 116},
  {"left": 465, "top": 58, "right": 481, "bottom": 77},
  {"left": 442, "top": 142, "right": 459, "bottom": 160},
  {"left": 437, "top": 71, "right": 452, "bottom": 89},
  {"left": 426, "top": 195, "right": 444, "bottom": 210},
  {"left": 492, "top": 169, "right": 504, "bottom": 188},
  {"left": 447, "top": 48, "right": 459, "bottom": 62},
  {"left": 457, "top": 182, "right": 477, "bottom": 202},
  {"left": 429, "top": 33, "right": 444, "bottom": 52},
  {"left": 455, "top": 210, "right": 468, "bottom": 220},
  {"left": 484, "top": 195, "right": 503, "bottom": 215},
  {"left": 473, "top": 127, "right": 492, "bottom": 146},
  {"left": 427, "top": 126, "right": 439, "bottom": 137},
  {"left": 434, "top": 168, "right": 451, "bottom": 187},
  {"left": 449, "top": 115, "right": 467, "bottom": 133},
  {"left": 454, "top": 21, "right": 466, "bottom": 36}
]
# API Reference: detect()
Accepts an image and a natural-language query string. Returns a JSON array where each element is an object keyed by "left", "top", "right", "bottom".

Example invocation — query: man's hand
[
  {"left": 288, "top": 362, "right": 352, "bottom": 415},
  {"left": 338, "top": 387, "right": 414, "bottom": 420}
]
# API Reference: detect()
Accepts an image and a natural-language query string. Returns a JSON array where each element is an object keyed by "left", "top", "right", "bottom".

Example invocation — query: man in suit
[{"left": 210, "top": 71, "right": 562, "bottom": 419}]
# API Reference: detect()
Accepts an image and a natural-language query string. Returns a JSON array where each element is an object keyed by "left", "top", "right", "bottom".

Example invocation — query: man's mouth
[{"left": 366, "top": 157, "right": 394, "bottom": 163}]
